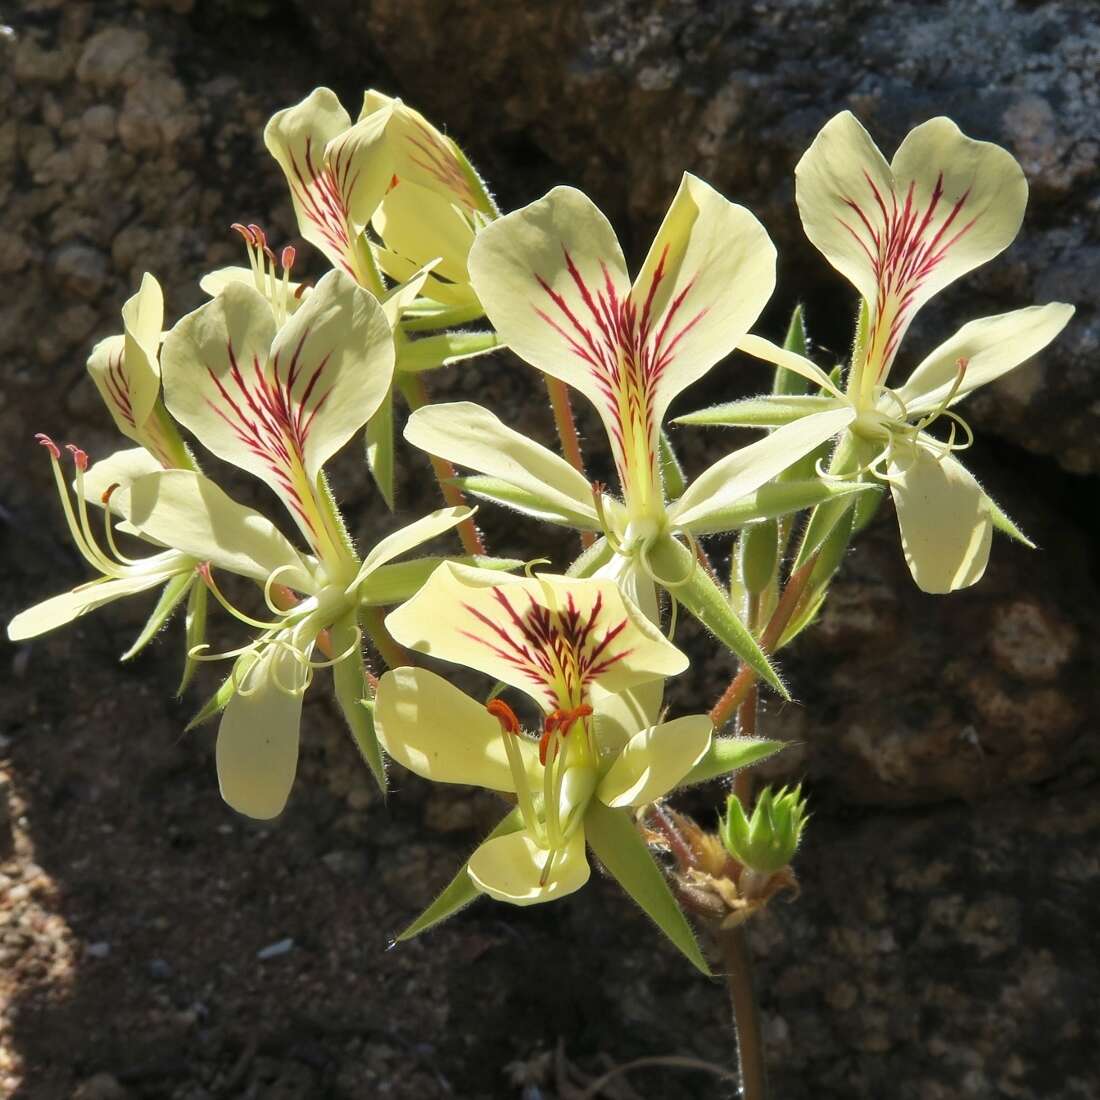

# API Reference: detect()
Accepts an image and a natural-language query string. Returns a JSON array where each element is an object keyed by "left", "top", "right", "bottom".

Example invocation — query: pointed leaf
[
  {"left": 396, "top": 809, "right": 524, "bottom": 941},
  {"left": 178, "top": 577, "right": 207, "bottom": 695},
  {"left": 584, "top": 799, "right": 710, "bottom": 975},
  {"left": 678, "top": 736, "right": 786, "bottom": 787},
  {"left": 676, "top": 394, "right": 839, "bottom": 429},
  {"left": 658, "top": 430, "right": 686, "bottom": 501},
  {"left": 121, "top": 570, "right": 194, "bottom": 661},
  {"left": 331, "top": 614, "right": 385, "bottom": 790},
  {"left": 986, "top": 492, "right": 1035, "bottom": 548},
  {"left": 365, "top": 388, "right": 395, "bottom": 510},
  {"left": 647, "top": 534, "right": 786, "bottom": 698},
  {"left": 774, "top": 305, "right": 811, "bottom": 395},
  {"left": 358, "top": 553, "right": 521, "bottom": 607}
]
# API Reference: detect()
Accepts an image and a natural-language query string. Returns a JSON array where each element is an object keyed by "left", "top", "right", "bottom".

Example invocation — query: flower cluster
[{"left": 9, "top": 90, "right": 1070, "bottom": 973}]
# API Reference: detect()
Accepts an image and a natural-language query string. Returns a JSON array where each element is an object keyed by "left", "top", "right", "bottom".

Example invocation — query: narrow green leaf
[
  {"left": 186, "top": 669, "right": 236, "bottom": 731},
  {"left": 359, "top": 554, "right": 523, "bottom": 606},
  {"left": 399, "top": 301, "right": 486, "bottom": 333},
  {"left": 397, "top": 808, "right": 523, "bottom": 941},
  {"left": 178, "top": 578, "right": 208, "bottom": 695},
  {"left": 986, "top": 493, "right": 1035, "bottom": 548},
  {"left": 649, "top": 535, "right": 787, "bottom": 698},
  {"left": 584, "top": 800, "right": 710, "bottom": 976},
  {"left": 121, "top": 571, "right": 193, "bottom": 662},
  {"left": 331, "top": 615, "right": 385, "bottom": 793},
  {"left": 773, "top": 305, "right": 810, "bottom": 396},
  {"left": 695, "top": 479, "right": 870, "bottom": 540},
  {"left": 567, "top": 536, "right": 613, "bottom": 578},
  {"left": 675, "top": 395, "right": 836, "bottom": 429},
  {"left": 780, "top": 507, "right": 855, "bottom": 649},
  {"left": 454, "top": 474, "right": 598, "bottom": 529},
  {"left": 678, "top": 737, "right": 786, "bottom": 788},
  {"left": 851, "top": 479, "right": 885, "bottom": 534},
  {"left": 365, "top": 389, "right": 395, "bottom": 511},
  {"left": 658, "top": 430, "right": 687, "bottom": 501},
  {"left": 792, "top": 433, "right": 863, "bottom": 569},
  {"left": 398, "top": 331, "right": 502, "bottom": 372}
]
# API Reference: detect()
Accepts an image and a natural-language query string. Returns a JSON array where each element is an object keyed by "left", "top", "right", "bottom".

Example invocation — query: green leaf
[
  {"left": 178, "top": 578, "right": 208, "bottom": 695},
  {"left": 454, "top": 475, "right": 597, "bottom": 529},
  {"left": 365, "top": 389, "right": 395, "bottom": 511},
  {"left": 774, "top": 305, "right": 810, "bottom": 396},
  {"left": 986, "top": 492, "right": 1035, "bottom": 548},
  {"left": 396, "top": 808, "right": 524, "bottom": 941},
  {"left": 397, "top": 331, "right": 502, "bottom": 372},
  {"left": 186, "top": 669, "right": 237, "bottom": 731},
  {"left": 791, "top": 433, "right": 864, "bottom": 569},
  {"left": 658, "top": 430, "right": 687, "bottom": 501},
  {"left": 360, "top": 554, "right": 523, "bottom": 606},
  {"left": 678, "top": 736, "right": 786, "bottom": 787},
  {"left": 648, "top": 535, "right": 786, "bottom": 698},
  {"left": 851, "top": 478, "right": 885, "bottom": 534},
  {"left": 121, "top": 571, "right": 193, "bottom": 662},
  {"left": 780, "top": 506, "right": 855, "bottom": 648},
  {"left": 675, "top": 395, "right": 836, "bottom": 429},
  {"left": 567, "top": 536, "right": 613, "bottom": 578},
  {"left": 739, "top": 520, "right": 778, "bottom": 596},
  {"left": 331, "top": 615, "right": 385, "bottom": 792},
  {"left": 584, "top": 800, "right": 710, "bottom": 975}
]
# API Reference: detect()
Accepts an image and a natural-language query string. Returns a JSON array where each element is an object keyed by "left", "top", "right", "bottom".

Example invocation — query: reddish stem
[{"left": 544, "top": 376, "right": 596, "bottom": 550}]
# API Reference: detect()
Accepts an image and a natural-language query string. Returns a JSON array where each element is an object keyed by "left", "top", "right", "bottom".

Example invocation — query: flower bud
[
  {"left": 738, "top": 519, "right": 778, "bottom": 596},
  {"left": 720, "top": 785, "right": 808, "bottom": 875}
]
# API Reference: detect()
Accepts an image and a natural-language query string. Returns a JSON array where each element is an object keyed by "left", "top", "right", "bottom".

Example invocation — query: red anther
[
  {"left": 248, "top": 224, "right": 267, "bottom": 249},
  {"left": 538, "top": 728, "right": 556, "bottom": 766},
  {"left": 956, "top": 356, "right": 970, "bottom": 376},
  {"left": 293, "top": 282, "right": 310, "bottom": 299},
  {"left": 538, "top": 705, "right": 592, "bottom": 765},
  {"left": 591, "top": 480, "right": 606, "bottom": 496},
  {"left": 280, "top": 245, "right": 296, "bottom": 271},
  {"left": 100, "top": 482, "right": 120, "bottom": 506},
  {"left": 35, "top": 433, "right": 61, "bottom": 460},
  {"left": 65, "top": 444, "right": 89, "bottom": 471},
  {"left": 231, "top": 222, "right": 252, "bottom": 243},
  {"left": 387, "top": 173, "right": 399, "bottom": 193},
  {"left": 486, "top": 698, "right": 521, "bottom": 736}
]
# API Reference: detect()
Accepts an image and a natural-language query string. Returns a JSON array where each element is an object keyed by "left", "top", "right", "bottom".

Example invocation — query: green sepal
[
  {"left": 648, "top": 535, "right": 786, "bottom": 699},
  {"left": 365, "top": 389, "right": 395, "bottom": 511},
  {"left": 178, "top": 577, "right": 208, "bottom": 695},
  {"left": 396, "top": 808, "right": 524, "bottom": 941},
  {"left": 359, "top": 554, "right": 523, "bottom": 606},
  {"left": 397, "top": 330, "right": 502, "bottom": 373},
  {"left": 658, "top": 430, "right": 686, "bottom": 501},
  {"left": 986, "top": 493, "right": 1035, "bottom": 548},
  {"left": 677, "top": 736, "right": 786, "bottom": 788},
  {"left": 584, "top": 799, "right": 710, "bottom": 975},
  {"left": 675, "top": 394, "right": 837, "bottom": 429},
  {"left": 454, "top": 475, "right": 598, "bottom": 530},
  {"left": 399, "top": 301, "right": 485, "bottom": 333},
  {"left": 186, "top": 669, "right": 237, "bottom": 731},
  {"left": 779, "top": 506, "right": 856, "bottom": 649},
  {"left": 121, "top": 570, "right": 194, "bottom": 662},
  {"left": 567, "top": 536, "right": 613, "bottom": 578},
  {"left": 720, "top": 785, "right": 809, "bottom": 875},
  {"left": 851, "top": 478, "right": 885, "bottom": 534},
  {"left": 773, "top": 305, "right": 811, "bottom": 396},
  {"left": 739, "top": 519, "right": 778, "bottom": 596},
  {"left": 331, "top": 614, "right": 385, "bottom": 793}
]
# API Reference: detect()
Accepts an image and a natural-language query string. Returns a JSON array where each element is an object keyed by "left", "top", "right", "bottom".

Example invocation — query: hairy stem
[
  {"left": 399, "top": 373, "right": 487, "bottom": 556},
  {"left": 715, "top": 924, "right": 770, "bottom": 1100},
  {"left": 545, "top": 376, "right": 596, "bottom": 550}
]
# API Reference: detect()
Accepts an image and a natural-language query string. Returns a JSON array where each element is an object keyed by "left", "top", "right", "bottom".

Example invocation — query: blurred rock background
[{"left": 1, "top": 1, "right": 1097, "bottom": 1097}]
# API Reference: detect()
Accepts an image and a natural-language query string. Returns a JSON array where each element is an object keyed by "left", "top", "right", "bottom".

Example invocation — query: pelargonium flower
[
  {"left": 375, "top": 563, "right": 783, "bottom": 970},
  {"left": 404, "top": 176, "right": 864, "bottom": 685},
  {"left": 681, "top": 112, "right": 1073, "bottom": 593}
]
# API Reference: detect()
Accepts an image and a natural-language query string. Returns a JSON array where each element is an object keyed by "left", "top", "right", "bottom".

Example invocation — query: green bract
[{"left": 720, "top": 786, "right": 809, "bottom": 876}]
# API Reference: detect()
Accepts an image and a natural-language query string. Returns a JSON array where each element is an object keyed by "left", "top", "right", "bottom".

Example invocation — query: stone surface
[{"left": 1, "top": 1, "right": 1098, "bottom": 1097}]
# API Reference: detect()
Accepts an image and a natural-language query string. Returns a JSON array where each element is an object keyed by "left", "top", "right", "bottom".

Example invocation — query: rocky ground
[{"left": 1, "top": 1, "right": 1098, "bottom": 1097}]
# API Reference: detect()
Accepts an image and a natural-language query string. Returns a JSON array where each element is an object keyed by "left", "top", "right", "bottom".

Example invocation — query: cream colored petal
[
  {"left": 668, "top": 407, "right": 855, "bottom": 533},
  {"left": 81, "top": 446, "right": 164, "bottom": 513},
  {"left": 896, "top": 303, "right": 1075, "bottom": 414},
  {"left": 737, "top": 334, "right": 843, "bottom": 396},
  {"left": 795, "top": 111, "right": 894, "bottom": 305},
  {"left": 467, "top": 187, "right": 632, "bottom": 451},
  {"left": 888, "top": 443, "right": 993, "bottom": 594},
  {"left": 121, "top": 469, "right": 317, "bottom": 593},
  {"left": 588, "top": 682, "right": 663, "bottom": 755},
  {"left": 8, "top": 569, "right": 175, "bottom": 642},
  {"left": 373, "top": 181, "right": 476, "bottom": 284},
  {"left": 217, "top": 642, "right": 310, "bottom": 819},
  {"left": 374, "top": 666, "right": 535, "bottom": 791},
  {"left": 630, "top": 173, "right": 776, "bottom": 425},
  {"left": 467, "top": 827, "right": 589, "bottom": 906},
  {"left": 384, "top": 563, "right": 686, "bottom": 707},
  {"left": 349, "top": 505, "right": 472, "bottom": 593},
  {"left": 404, "top": 402, "right": 598, "bottom": 528},
  {"left": 598, "top": 714, "right": 712, "bottom": 808}
]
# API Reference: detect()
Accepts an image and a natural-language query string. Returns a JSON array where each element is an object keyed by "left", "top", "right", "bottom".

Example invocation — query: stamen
[
  {"left": 486, "top": 698, "right": 521, "bottom": 736},
  {"left": 486, "top": 701, "right": 541, "bottom": 841},
  {"left": 99, "top": 485, "right": 143, "bottom": 567},
  {"left": 198, "top": 563, "right": 288, "bottom": 631}
]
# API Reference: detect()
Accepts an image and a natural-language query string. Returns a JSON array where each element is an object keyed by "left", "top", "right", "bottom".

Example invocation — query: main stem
[
  {"left": 399, "top": 373, "right": 487, "bottom": 557},
  {"left": 544, "top": 376, "right": 595, "bottom": 550},
  {"left": 716, "top": 925, "right": 770, "bottom": 1100}
]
